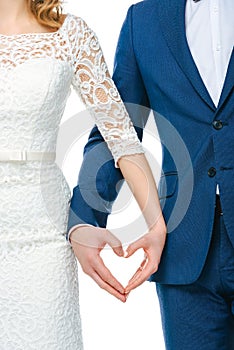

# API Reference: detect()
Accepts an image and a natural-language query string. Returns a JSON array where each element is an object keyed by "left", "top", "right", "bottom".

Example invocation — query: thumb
[
  {"left": 105, "top": 229, "right": 124, "bottom": 257},
  {"left": 125, "top": 238, "right": 142, "bottom": 258}
]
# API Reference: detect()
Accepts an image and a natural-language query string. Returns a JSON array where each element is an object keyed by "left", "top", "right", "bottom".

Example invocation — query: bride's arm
[
  {"left": 68, "top": 15, "right": 166, "bottom": 300},
  {"left": 117, "top": 154, "right": 166, "bottom": 293}
]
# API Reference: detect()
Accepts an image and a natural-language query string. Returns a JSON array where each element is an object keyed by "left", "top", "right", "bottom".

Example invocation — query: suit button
[
  {"left": 208, "top": 167, "right": 216, "bottom": 177},
  {"left": 213, "top": 120, "right": 223, "bottom": 130}
]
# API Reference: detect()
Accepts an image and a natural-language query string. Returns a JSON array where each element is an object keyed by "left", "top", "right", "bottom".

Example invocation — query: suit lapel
[
  {"left": 217, "top": 48, "right": 234, "bottom": 110},
  {"left": 158, "top": 0, "right": 216, "bottom": 111}
]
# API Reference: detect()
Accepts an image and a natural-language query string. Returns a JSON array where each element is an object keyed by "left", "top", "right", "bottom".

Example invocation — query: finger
[
  {"left": 105, "top": 229, "right": 124, "bottom": 257},
  {"left": 70, "top": 227, "right": 124, "bottom": 256},
  {"left": 94, "top": 255, "right": 126, "bottom": 295},
  {"left": 126, "top": 259, "right": 159, "bottom": 293},
  {"left": 125, "top": 238, "right": 143, "bottom": 258},
  {"left": 91, "top": 271, "right": 127, "bottom": 303},
  {"left": 72, "top": 242, "right": 126, "bottom": 294},
  {"left": 126, "top": 264, "right": 158, "bottom": 292},
  {"left": 128, "top": 257, "right": 148, "bottom": 285}
]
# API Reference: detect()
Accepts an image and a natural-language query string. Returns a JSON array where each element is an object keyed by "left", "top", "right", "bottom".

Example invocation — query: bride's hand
[
  {"left": 70, "top": 226, "right": 127, "bottom": 302},
  {"left": 125, "top": 214, "right": 167, "bottom": 294}
]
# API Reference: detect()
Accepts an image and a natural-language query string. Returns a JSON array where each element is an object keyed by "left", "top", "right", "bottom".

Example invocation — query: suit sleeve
[{"left": 66, "top": 5, "right": 150, "bottom": 241}]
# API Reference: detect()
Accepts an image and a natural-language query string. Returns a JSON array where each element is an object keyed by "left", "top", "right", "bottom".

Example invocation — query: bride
[{"left": 0, "top": 0, "right": 166, "bottom": 348}]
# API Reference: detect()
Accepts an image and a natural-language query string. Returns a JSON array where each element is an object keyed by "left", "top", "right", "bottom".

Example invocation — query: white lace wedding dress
[{"left": 0, "top": 14, "right": 143, "bottom": 350}]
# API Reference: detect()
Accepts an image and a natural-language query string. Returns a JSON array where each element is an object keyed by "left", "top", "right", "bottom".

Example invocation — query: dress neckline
[{"left": 0, "top": 14, "right": 69, "bottom": 38}]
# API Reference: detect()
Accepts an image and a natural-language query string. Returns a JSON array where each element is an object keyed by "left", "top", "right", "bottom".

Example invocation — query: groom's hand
[
  {"left": 125, "top": 214, "right": 167, "bottom": 293},
  {"left": 70, "top": 226, "right": 127, "bottom": 302}
]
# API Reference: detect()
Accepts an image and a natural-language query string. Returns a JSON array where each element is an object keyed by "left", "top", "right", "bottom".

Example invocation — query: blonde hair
[{"left": 29, "top": 0, "right": 63, "bottom": 30}]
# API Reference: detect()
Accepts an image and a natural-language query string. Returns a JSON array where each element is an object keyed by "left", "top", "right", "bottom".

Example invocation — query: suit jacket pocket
[{"left": 158, "top": 171, "right": 178, "bottom": 199}]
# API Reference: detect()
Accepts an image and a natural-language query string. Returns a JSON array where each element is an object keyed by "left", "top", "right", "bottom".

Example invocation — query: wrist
[{"left": 148, "top": 213, "right": 166, "bottom": 233}]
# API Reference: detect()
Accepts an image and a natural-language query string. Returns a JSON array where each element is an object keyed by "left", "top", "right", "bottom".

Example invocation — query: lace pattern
[
  {"left": 0, "top": 14, "right": 143, "bottom": 165},
  {"left": 70, "top": 17, "right": 144, "bottom": 166},
  {"left": 0, "top": 13, "right": 143, "bottom": 349}
]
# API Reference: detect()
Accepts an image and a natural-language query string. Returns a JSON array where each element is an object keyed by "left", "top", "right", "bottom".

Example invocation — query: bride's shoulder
[{"left": 61, "top": 13, "right": 93, "bottom": 34}]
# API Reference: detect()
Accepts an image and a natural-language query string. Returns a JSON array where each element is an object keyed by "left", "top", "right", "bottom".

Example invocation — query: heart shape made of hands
[
  {"left": 70, "top": 226, "right": 149, "bottom": 296},
  {"left": 70, "top": 224, "right": 166, "bottom": 300},
  {"left": 101, "top": 243, "right": 147, "bottom": 290}
]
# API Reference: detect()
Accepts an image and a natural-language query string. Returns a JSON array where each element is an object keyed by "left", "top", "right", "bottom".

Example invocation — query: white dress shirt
[
  {"left": 186, "top": 0, "right": 234, "bottom": 107},
  {"left": 68, "top": 0, "right": 234, "bottom": 241},
  {"left": 186, "top": 0, "right": 234, "bottom": 195}
]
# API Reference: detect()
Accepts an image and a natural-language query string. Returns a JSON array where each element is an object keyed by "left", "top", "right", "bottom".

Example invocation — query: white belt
[{"left": 0, "top": 150, "right": 56, "bottom": 162}]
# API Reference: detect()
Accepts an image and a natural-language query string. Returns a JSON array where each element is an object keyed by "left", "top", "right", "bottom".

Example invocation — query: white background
[{"left": 61, "top": 1, "right": 165, "bottom": 349}]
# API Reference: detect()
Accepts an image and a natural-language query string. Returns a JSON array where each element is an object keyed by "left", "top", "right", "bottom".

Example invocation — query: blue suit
[{"left": 68, "top": 1, "right": 234, "bottom": 348}]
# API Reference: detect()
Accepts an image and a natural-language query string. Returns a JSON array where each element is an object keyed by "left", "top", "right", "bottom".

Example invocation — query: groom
[{"left": 67, "top": 0, "right": 234, "bottom": 349}]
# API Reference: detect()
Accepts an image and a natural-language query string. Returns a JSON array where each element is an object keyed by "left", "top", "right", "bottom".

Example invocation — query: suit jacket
[{"left": 68, "top": 0, "right": 234, "bottom": 284}]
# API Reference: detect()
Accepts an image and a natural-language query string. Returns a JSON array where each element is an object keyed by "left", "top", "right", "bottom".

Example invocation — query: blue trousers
[{"left": 156, "top": 197, "right": 234, "bottom": 350}]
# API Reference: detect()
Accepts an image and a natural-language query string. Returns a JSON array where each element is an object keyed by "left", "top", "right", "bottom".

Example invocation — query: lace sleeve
[{"left": 69, "top": 16, "right": 144, "bottom": 167}]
